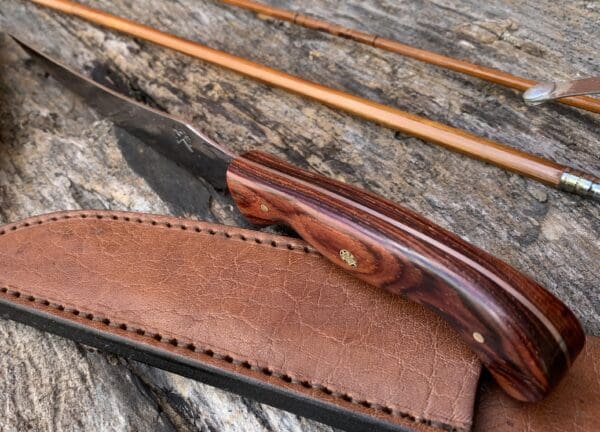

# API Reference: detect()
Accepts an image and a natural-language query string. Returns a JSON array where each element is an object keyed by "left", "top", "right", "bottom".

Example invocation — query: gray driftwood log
[{"left": 0, "top": 0, "right": 598, "bottom": 430}]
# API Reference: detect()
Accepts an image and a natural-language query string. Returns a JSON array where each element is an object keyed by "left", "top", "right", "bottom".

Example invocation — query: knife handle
[{"left": 227, "top": 150, "right": 584, "bottom": 402}]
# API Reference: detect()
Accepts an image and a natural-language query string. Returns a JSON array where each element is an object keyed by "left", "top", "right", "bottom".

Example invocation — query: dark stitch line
[
  {"left": 0, "top": 212, "right": 320, "bottom": 256},
  {"left": 0, "top": 286, "right": 461, "bottom": 430},
  {"left": 3, "top": 287, "right": 383, "bottom": 410}
]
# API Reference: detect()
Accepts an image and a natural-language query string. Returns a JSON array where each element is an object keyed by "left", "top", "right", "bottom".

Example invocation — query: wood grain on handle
[{"left": 226, "top": 151, "right": 585, "bottom": 402}]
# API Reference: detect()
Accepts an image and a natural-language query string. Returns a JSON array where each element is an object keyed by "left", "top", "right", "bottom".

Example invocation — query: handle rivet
[
  {"left": 339, "top": 249, "right": 358, "bottom": 267},
  {"left": 472, "top": 332, "right": 485, "bottom": 343},
  {"left": 260, "top": 203, "right": 269, "bottom": 212}
]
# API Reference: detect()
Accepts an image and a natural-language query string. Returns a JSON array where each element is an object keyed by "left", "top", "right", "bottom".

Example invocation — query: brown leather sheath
[{"left": 0, "top": 210, "right": 597, "bottom": 432}]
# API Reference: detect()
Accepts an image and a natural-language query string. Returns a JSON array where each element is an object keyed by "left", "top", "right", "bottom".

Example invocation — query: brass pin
[
  {"left": 339, "top": 249, "right": 358, "bottom": 267},
  {"left": 473, "top": 332, "right": 485, "bottom": 343}
]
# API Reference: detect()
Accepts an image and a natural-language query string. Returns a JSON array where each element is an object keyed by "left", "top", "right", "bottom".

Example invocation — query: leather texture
[
  {"left": 473, "top": 336, "right": 600, "bottom": 432},
  {"left": 0, "top": 210, "right": 480, "bottom": 432},
  {"left": 1, "top": 211, "right": 598, "bottom": 431}
]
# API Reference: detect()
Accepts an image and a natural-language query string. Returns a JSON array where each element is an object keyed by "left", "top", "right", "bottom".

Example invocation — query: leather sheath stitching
[
  {"left": 0, "top": 212, "right": 464, "bottom": 431},
  {"left": 0, "top": 212, "right": 320, "bottom": 255},
  {"left": 0, "top": 286, "right": 453, "bottom": 428}
]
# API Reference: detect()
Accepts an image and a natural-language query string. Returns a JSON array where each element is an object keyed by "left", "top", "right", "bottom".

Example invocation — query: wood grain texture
[
  {"left": 0, "top": 0, "right": 598, "bottom": 430},
  {"left": 227, "top": 150, "right": 585, "bottom": 402}
]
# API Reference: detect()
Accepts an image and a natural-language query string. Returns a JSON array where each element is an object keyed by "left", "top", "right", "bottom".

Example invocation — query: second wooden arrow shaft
[{"left": 220, "top": 0, "right": 600, "bottom": 115}]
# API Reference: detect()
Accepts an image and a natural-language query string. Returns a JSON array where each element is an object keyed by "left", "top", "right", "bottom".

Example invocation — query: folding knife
[{"left": 12, "top": 35, "right": 584, "bottom": 402}]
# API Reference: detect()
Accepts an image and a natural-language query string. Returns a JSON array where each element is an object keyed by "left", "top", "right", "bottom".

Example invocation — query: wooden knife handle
[{"left": 226, "top": 150, "right": 584, "bottom": 402}]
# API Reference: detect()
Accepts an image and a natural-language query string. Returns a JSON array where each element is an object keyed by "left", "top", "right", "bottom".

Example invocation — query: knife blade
[{"left": 11, "top": 35, "right": 584, "bottom": 402}]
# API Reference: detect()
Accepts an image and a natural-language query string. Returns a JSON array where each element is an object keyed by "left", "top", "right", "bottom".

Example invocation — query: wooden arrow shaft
[
  {"left": 220, "top": 0, "right": 600, "bottom": 115},
  {"left": 31, "top": 0, "right": 596, "bottom": 194}
]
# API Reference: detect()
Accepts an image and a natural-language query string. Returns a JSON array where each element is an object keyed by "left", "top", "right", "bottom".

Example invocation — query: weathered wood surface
[{"left": 0, "top": 0, "right": 597, "bottom": 430}]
